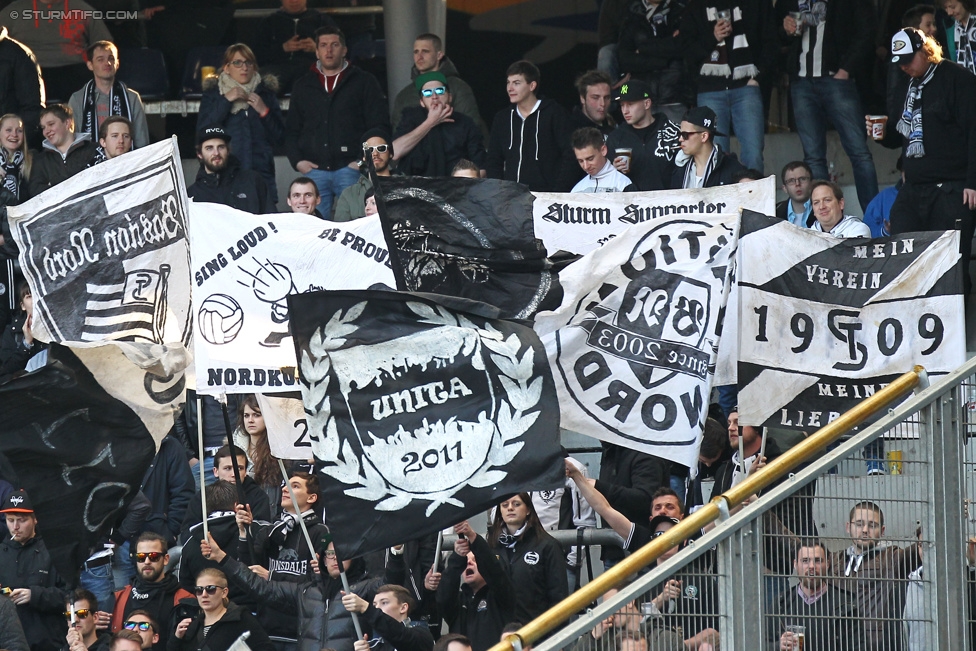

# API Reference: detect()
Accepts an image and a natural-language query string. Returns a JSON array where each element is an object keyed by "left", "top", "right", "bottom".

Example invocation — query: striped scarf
[
  {"left": 0, "top": 149, "right": 23, "bottom": 200},
  {"left": 79, "top": 79, "right": 132, "bottom": 144},
  {"left": 680, "top": 146, "right": 718, "bottom": 188},
  {"left": 955, "top": 15, "right": 976, "bottom": 73},
  {"left": 896, "top": 63, "right": 936, "bottom": 158},
  {"left": 700, "top": 5, "right": 759, "bottom": 80}
]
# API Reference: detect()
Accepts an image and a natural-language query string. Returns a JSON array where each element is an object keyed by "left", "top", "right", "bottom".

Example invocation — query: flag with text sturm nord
[{"left": 288, "top": 289, "right": 565, "bottom": 559}]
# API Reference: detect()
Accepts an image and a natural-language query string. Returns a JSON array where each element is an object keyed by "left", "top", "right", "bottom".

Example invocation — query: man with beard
[
  {"left": 88, "top": 117, "right": 133, "bottom": 167},
  {"left": 768, "top": 541, "right": 861, "bottom": 650},
  {"left": 187, "top": 126, "right": 274, "bottom": 214},
  {"left": 334, "top": 128, "right": 394, "bottom": 222},
  {"left": 569, "top": 70, "right": 615, "bottom": 137},
  {"left": 108, "top": 533, "right": 193, "bottom": 648}
]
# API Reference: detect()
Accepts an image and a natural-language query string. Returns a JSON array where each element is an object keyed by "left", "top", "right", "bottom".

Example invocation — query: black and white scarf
[
  {"left": 896, "top": 63, "right": 937, "bottom": 158},
  {"left": 955, "top": 15, "right": 976, "bottom": 73},
  {"left": 87, "top": 147, "right": 108, "bottom": 168},
  {"left": 0, "top": 148, "right": 23, "bottom": 201},
  {"left": 797, "top": 0, "right": 827, "bottom": 25},
  {"left": 643, "top": 0, "right": 675, "bottom": 34},
  {"left": 680, "top": 146, "right": 719, "bottom": 188},
  {"left": 79, "top": 79, "right": 132, "bottom": 143},
  {"left": 700, "top": 6, "right": 759, "bottom": 80},
  {"left": 497, "top": 523, "right": 528, "bottom": 549}
]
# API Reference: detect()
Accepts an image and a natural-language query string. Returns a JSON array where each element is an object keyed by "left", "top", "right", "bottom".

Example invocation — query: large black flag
[
  {"left": 374, "top": 176, "right": 562, "bottom": 319},
  {"left": 0, "top": 345, "right": 158, "bottom": 580},
  {"left": 288, "top": 289, "right": 565, "bottom": 559}
]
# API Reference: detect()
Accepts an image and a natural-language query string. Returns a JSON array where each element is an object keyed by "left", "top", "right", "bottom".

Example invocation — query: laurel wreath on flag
[{"left": 299, "top": 301, "right": 541, "bottom": 516}]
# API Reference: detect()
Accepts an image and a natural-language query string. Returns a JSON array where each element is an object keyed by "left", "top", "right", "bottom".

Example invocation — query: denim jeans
[
  {"left": 697, "top": 84, "right": 765, "bottom": 172},
  {"left": 80, "top": 560, "right": 115, "bottom": 612},
  {"left": 306, "top": 166, "right": 361, "bottom": 219},
  {"left": 597, "top": 44, "right": 619, "bottom": 81},
  {"left": 194, "top": 454, "right": 216, "bottom": 492},
  {"left": 790, "top": 76, "right": 879, "bottom": 211},
  {"left": 112, "top": 541, "right": 135, "bottom": 590}
]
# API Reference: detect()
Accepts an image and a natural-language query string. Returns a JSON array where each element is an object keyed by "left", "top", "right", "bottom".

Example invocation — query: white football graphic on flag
[{"left": 199, "top": 294, "right": 244, "bottom": 345}]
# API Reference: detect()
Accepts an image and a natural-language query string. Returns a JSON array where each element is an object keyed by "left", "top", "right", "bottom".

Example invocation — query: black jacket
[
  {"left": 766, "top": 583, "right": 861, "bottom": 650},
  {"left": 140, "top": 434, "right": 196, "bottom": 547},
  {"left": 669, "top": 146, "right": 746, "bottom": 189},
  {"left": 285, "top": 63, "right": 390, "bottom": 171},
  {"left": 361, "top": 607, "right": 434, "bottom": 651},
  {"left": 165, "top": 602, "right": 275, "bottom": 651},
  {"left": 253, "top": 9, "right": 336, "bottom": 69},
  {"left": 0, "top": 27, "right": 43, "bottom": 146},
  {"left": 491, "top": 528, "right": 568, "bottom": 625},
  {"left": 595, "top": 443, "right": 670, "bottom": 562},
  {"left": 187, "top": 156, "right": 275, "bottom": 215},
  {"left": 486, "top": 98, "right": 577, "bottom": 192},
  {"left": 436, "top": 535, "right": 516, "bottom": 651},
  {"left": 28, "top": 136, "right": 97, "bottom": 197},
  {"left": 394, "top": 107, "right": 487, "bottom": 177},
  {"left": 0, "top": 535, "right": 68, "bottom": 651},
  {"left": 618, "top": 0, "right": 689, "bottom": 100},
  {"left": 606, "top": 116, "right": 680, "bottom": 191},
  {"left": 179, "top": 514, "right": 255, "bottom": 608},
  {"left": 881, "top": 60, "right": 976, "bottom": 189},
  {"left": 568, "top": 105, "right": 615, "bottom": 139},
  {"left": 778, "top": 0, "right": 876, "bottom": 79},
  {"left": 180, "top": 477, "right": 271, "bottom": 542},
  {"left": 198, "top": 76, "right": 285, "bottom": 202},
  {"left": 113, "top": 573, "right": 194, "bottom": 648},
  {"left": 0, "top": 311, "right": 46, "bottom": 382},
  {"left": 0, "top": 593, "right": 29, "bottom": 651},
  {"left": 60, "top": 633, "right": 110, "bottom": 651}
]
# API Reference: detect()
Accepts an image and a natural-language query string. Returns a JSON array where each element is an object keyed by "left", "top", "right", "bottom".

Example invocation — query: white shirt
[
  {"left": 813, "top": 215, "right": 871, "bottom": 238},
  {"left": 571, "top": 160, "right": 633, "bottom": 193}
]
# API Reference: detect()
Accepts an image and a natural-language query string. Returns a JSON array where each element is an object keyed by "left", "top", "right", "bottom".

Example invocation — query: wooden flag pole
[
  {"left": 278, "top": 459, "right": 316, "bottom": 556},
  {"left": 197, "top": 396, "right": 208, "bottom": 541},
  {"left": 335, "top": 547, "right": 364, "bottom": 640}
]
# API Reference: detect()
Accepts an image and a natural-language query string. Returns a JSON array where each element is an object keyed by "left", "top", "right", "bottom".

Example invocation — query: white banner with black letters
[
  {"left": 189, "top": 204, "right": 395, "bottom": 395},
  {"left": 256, "top": 393, "right": 309, "bottom": 460},
  {"left": 737, "top": 211, "right": 965, "bottom": 428},
  {"left": 8, "top": 138, "right": 191, "bottom": 347},
  {"left": 535, "top": 213, "right": 739, "bottom": 470}
]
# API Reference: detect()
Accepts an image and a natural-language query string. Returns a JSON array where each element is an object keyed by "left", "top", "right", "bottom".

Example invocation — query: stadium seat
[
  {"left": 180, "top": 46, "right": 227, "bottom": 99},
  {"left": 117, "top": 48, "right": 169, "bottom": 101}
]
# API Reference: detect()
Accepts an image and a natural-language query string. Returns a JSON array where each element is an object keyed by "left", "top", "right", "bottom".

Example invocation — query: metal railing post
[
  {"left": 717, "top": 517, "right": 763, "bottom": 651},
  {"left": 926, "top": 387, "right": 968, "bottom": 650}
]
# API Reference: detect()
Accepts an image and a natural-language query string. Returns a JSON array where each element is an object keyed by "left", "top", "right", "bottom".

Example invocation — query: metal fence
[{"left": 488, "top": 356, "right": 976, "bottom": 651}]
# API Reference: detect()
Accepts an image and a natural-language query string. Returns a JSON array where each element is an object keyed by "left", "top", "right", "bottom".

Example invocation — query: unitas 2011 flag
[
  {"left": 737, "top": 211, "right": 965, "bottom": 428},
  {"left": 288, "top": 290, "right": 565, "bottom": 558}
]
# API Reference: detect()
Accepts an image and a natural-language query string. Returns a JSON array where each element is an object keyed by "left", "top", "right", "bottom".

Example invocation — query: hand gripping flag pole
[{"left": 277, "top": 459, "right": 317, "bottom": 558}]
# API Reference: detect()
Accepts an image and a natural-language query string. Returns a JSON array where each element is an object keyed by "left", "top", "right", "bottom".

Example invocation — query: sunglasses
[
  {"left": 420, "top": 86, "right": 447, "bottom": 98},
  {"left": 124, "top": 621, "right": 153, "bottom": 632},
  {"left": 134, "top": 552, "right": 164, "bottom": 563},
  {"left": 678, "top": 131, "right": 706, "bottom": 140},
  {"left": 362, "top": 144, "right": 389, "bottom": 154},
  {"left": 229, "top": 60, "right": 254, "bottom": 68},
  {"left": 64, "top": 609, "right": 91, "bottom": 619},
  {"left": 194, "top": 585, "right": 225, "bottom": 596}
]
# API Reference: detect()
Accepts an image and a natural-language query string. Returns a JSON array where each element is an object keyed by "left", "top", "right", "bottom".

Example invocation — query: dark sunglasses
[
  {"left": 133, "top": 552, "right": 164, "bottom": 563},
  {"left": 362, "top": 144, "right": 389, "bottom": 154},
  {"left": 420, "top": 86, "right": 448, "bottom": 98},
  {"left": 64, "top": 609, "right": 91, "bottom": 619},
  {"left": 678, "top": 131, "right": 706, "bottom": 140},
  {"left": 124, "top": 621, "right": 154, "bottom": 632},
  {"left": 194, "top": 585, "right": 225, "bottom": 596}
]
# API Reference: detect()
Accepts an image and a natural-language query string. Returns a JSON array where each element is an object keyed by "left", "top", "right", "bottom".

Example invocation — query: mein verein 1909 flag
[
  {"left": 7, "top": 138, "right": 190, "bottom": 347},
  {"left": 536, "top": 214, "right": 739, "bottom": 470},
  {"left": 737, "top": 210, "right": 965, "bottom": 429},
  {"left": 288, "top": 290, "right": 565, "bottom": 558}
]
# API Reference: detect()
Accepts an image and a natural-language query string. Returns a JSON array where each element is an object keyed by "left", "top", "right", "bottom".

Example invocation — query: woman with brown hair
[
  {"left": 170, "top": 568, "right": 274, "bottom": 651},
  {"left": 233, "top": 395, "right": 283, "bottom": 517},
  {"left": 197, "top": 43, "right": 285, "bottom": 204},
  {"left": 487, "top": 492, "right": 568, "bottom": 624}
]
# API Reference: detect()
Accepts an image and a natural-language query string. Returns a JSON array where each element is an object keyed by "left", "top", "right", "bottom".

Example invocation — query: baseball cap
[
  {"left": 415, "top": 71, "right": 449, "bottom": 93},
  {"left": 649, "top": 515, "right": 681, "bottom": 532},
  {"left": 615, "top": 79, "right": 652, "bottom": 102},
  {"left": 0, "top": 490, "right": 33, "bottom": 514},
  {"left": 682, "top": 106, "right": 727, "bottom": 137},
  {"left": 196, "top": 126, "right": 231, "bottom": 147},
  {"left": 890, "top": 28, "right": 925, "bottom": 64}
]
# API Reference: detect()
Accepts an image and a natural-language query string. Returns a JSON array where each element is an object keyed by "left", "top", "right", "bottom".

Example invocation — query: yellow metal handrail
[{"left": 489, "top": 366, "right": 924, "bottom": 651}]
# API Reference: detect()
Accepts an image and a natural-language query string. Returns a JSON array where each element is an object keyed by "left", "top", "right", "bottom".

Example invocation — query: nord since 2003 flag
[
  {"left": 737, "top": 210, "right": 965, "bottom": 429},
  {"left": 288, "top": 290, "right": 565, "bottom": 558},
  {"left": 536, "top": 214, "right": 739, "bottom": 470}
]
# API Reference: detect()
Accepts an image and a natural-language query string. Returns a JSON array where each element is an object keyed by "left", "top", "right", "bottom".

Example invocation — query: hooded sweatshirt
[
  {"left": 571, "top": 159, "right": 635, "bottom": 193},
  {"left": 486, "top": 98, "right": 576, "bottom": 192}
]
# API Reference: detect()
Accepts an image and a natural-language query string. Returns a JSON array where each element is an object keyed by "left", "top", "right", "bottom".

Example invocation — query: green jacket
[{"left": 333, "top": 174, "right": 371, "bottom": 223}]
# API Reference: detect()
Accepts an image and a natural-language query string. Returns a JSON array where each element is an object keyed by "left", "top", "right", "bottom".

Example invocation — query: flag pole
[
  {"left": 197, "top": 396, "right": 208, "bottom": 541},
  {"left": 432, "top": 530, "right": 443, "bottom": 573},
  {"left": 278, "top": 459, "right": 316, "bottom": 557},
  {"left": 336, "top": 550, "right": 364, "bottom": 640},
  {"left": 217, "top": 393, "right": 249, "bottom": 508}
]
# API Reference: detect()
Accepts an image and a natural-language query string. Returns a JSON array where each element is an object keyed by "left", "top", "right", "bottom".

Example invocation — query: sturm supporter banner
[
  {"left": 8, "top": 139, "right": 191, "bottom": 347},
  {"left": 188, "top": 204, "right": 394, "bottom": 395},
  {"left": 288, "top": 290, "right": 564, "bottom": 558},
  {"left": 535, "top": 214, "right": 738, "bottom": 470},
  {"left": 737, "top": 210, "right": 965, "bottom": 429},
  {"left": 0, "top": 345, "right": 160, "bottom": 582},
  {"left": 256, "top": 393, "right": 309, "bottom": 461},
  {"left": 376, "top": 176, "right": 561, "bottom": 320}
]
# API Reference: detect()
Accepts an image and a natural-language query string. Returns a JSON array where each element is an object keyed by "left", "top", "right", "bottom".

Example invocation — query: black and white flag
[
  {"left": 535, "top": 214, "right": 739, "bottom": 469},
  {"left": 737, "top": 211, "right": 965, "bottom": 428},
  {"left": 376, "top": 176, "right": 561, "bottom": 320},
  {"left": 288, "top": 290, "right": 564, "bottom": 558},
  {"left": 189, "top": 203, "right": 394, "bottom": 394},
  {"left": 7, "top": 139, "right": 190, "bottom": 347}
]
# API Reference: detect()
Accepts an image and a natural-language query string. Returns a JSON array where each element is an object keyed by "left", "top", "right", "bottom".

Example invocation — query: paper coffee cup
[
  {"left": 201, "top": 66, "right": 217, "bottom": 81},
  {"left": 616, "top": 147, "right": 633, "bottom": 173},
  {"left": 867, "top": 115, "right": 888, "bottom": 141}
]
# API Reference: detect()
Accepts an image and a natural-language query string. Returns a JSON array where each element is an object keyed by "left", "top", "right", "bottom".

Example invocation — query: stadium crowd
[{"left": 0, "top": 0, "right": 975, "bottom": 650}]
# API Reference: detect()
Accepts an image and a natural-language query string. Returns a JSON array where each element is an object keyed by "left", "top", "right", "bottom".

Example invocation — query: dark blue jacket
[
  {"left": 140, "top": 435, "right": 195, "bottom": 547},
  {"left": 198, "top": 75, "right": 285, "bottom": 203}
]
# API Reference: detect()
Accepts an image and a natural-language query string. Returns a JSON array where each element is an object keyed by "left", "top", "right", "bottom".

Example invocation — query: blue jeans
[
  {"left": 306, "top": 166, "right": 361, "bottom": 219},
  {"left": 194, "top": 455, "right": 216, "bottom": 492},
  {"left": 598, "top": 44, "right": 619, "bottom": 81},
  {"left": 790, "top": 77, "right": 879, "bottom": 211},
  {"left": 80, "top": 560, "right": 115, "bottom": 612},
  {"left": 697, "top": 84, "right": 765, "bottom": 172},
  {"left": 113, "top": 541, "right": 135, "bottom": 590}
]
